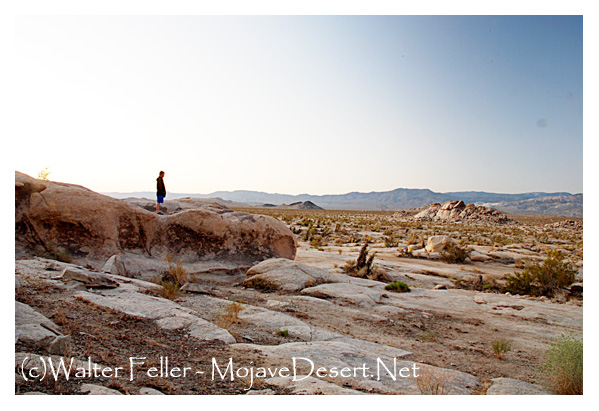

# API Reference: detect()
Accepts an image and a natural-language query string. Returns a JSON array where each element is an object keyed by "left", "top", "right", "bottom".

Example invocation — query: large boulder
[
  {"left": 243, "top": 258, "right": 340, "bottom": 292},
  {"left": 243, "top": 258, "right": 382, "bottom": 293},
  {"left": 15, "top": 172, "right": 296, "bottom": 279},
  {"left": 424, "top": 235, "right": 453, "bottom": 253}
]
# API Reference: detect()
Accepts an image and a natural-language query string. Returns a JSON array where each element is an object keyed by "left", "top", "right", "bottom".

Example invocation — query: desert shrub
[
  {"left": 214, "top": 302, "right": 244, "bottom": 334},
  {"left": 491, "top": 339, "right": 512, "bottom": 359},
  {"left": 440, "top": 243, "right": 470, "bottom": 264},
  {"left": 343, "top": 242, "right": 377, "bottom": 278},
  {"left": 385, "top": 281, "right": 411, "bottom": 293},
  {"left": 533, "top": 250, "right": 578, "bottom": 295},
  {"left": 414, "top": 366, "right": 452, "bottom": 395},
  {"left": 156, "top": 256, "right": 189, "bottom": 300},
  {"left": 309, "top": 235, "right": 323, "bottom": 249},
  {"left": 504, "top": 250, "right": 577, "bottom": 297},
  {"left": 162, "top": 256, "right": 189, "bottom": 287},
  {"left": 159, "top": 281, "right": 181, "bottom": 300},
  {"left": 303, "top": 223, "right": 317, "bottom": 241},
  {"left": 243, "top": 276, "right": 279, "bottom": 292},
  {"left": 504, "top": 270, "right": 534, "bottom": 295},
  {"left": 541, "top": 333, "right": 583, "bottom": 395},
  {"left": 384, "top": 235, "right": 398, "bottom": 248}
]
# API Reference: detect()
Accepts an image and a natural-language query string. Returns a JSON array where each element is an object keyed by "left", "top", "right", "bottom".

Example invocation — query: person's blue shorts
[{"left": 157, "top": 195, "right": 165, "bottom": 204}]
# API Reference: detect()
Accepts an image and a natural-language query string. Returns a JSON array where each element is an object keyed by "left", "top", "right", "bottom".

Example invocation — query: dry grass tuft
[
  {"left": 214, "top": 302, "right": 244, "bottom": 336},
  {"left": 414, "top": 366, "right": 453, "bottom": 395}
]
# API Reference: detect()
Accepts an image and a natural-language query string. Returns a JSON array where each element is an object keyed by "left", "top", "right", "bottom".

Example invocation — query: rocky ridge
[
  {"left": 403, "top": 200, "right": 510, "bottom": 225},
  {"left": 15, "top": 172, "right": 296, "bottom": 282}
]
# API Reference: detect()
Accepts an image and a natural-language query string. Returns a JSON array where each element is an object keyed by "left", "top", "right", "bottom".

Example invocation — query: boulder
[
  {"left": 243, "top": 258, "right": 339, "bottom": 292},
  {"left": 425, "top": 236, "right": 452, "bottom": 253},
  {"left": 15, "top": 172, "right": 296, "bottom": 280},
  {"left": 58, "top": 267, "right": 120, "bottom": 288},
  {"left": 243, "top": 259, "right": 383, "bottom": 293},
  {"left": 101, "top": 254, "right": 128, "bottom": 276},
  {"left": 300, "top": 282, "right": 387, "bottom": 308},
  {"left": 15, "top": 301, "right": 63, "bottom": 346}
]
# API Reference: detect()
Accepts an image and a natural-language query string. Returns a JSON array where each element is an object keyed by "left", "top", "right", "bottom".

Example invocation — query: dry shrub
[
  {"left": 214, "top": 302, "right": 244, "bottom": 335},
  {"left": 243, "top": 276, "right": 278, "bottom": 292},
  {"left": 541, "top": 333, "right": 583, "bottom": 394},
  {"left": 163, "top": 255, "right": 189, "bottom": 286},
  {"left": 414, "top": 366, "right": 452, "bottom": 395},
  {"left": 440, "top": 243, "right": 470, "bottom": 264},
  {"left": 156, "top": 256, "right": 189, "bottom": 300},
  {"left": 343, "top": 242, "right": 387, "bottom": 280},
  {"left": 159, "top": 281, "right": 181, "bottom": 300}
]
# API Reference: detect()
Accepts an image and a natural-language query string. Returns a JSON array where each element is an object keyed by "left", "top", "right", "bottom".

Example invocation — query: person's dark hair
[{"left": 159, "top": 171, "right": 165, "bottom": 177}]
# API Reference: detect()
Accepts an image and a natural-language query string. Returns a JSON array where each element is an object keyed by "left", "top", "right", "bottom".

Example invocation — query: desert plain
[{"left": 15, "top": 172, "right": 582, "bottom": 395}]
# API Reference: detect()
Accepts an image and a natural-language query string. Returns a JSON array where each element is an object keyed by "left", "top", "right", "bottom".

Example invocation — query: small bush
[
  {"left": 541, "top": 333, "right": 583, "bottom": 395},
  {"left": 157, "top": 256, "right": 189, "bottom": 300},
  {"left": 504, "top": 250, "right": 577, "bottom": 297},
  {"left": 385, "top": 281, "right": 411, "bottom": 293},
  {"left": 384, "top": 235, "right": 398, "bottom": 248},
  {"left": 491, "top": 339, "right": 512, "bottom": 359},
  {"left": 159, "top": 281, "right": 181, "bottom": 300},
  {"left": 440, "top": 243, "right": 470, "bottom": 264},
  {"left": 343, "top": 242, "right": 377, "bottom": 278},
  {"left": 243, "top": 276, "right": 279, "bottom": 292},
  {"left": 163, "top": 256, "right": 189, "bottom": 287},
  {"left": 214, "top": 302, "right": 244, "bottom": 332}
]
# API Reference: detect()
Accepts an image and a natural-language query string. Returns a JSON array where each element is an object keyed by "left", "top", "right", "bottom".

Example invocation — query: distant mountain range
[{"left": 104, "top": 188, "right": 582, "bottom": 218}]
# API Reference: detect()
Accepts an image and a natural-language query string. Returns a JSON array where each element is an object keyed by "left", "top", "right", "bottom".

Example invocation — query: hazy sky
[{"left": 13, "top": 14, "right": 583, "bottom": 195}]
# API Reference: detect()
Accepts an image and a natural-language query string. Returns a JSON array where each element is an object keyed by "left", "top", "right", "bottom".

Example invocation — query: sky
[{"left": 11, "top": 11, "right": 584, "bottom": 196}]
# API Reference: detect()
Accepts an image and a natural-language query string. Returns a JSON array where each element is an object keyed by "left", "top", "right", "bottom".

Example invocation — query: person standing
[{"left": 156, "top": 171, "right": 166, "bottom": 214}]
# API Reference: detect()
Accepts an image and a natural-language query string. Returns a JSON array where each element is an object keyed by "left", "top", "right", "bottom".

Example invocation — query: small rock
[
  {"left": 80, "top": 383, "right": 123, "bottom": 395},
  {"left": 101, "top": 255, "right": 128, "bottom": 277},
  {"left": 139, "top": 387, "right": 165, "bottom": 395},
  {"left": 60, "top": 268, "right": 120, "bottom": 288},
  {"left": 246, "top": 389, "right": 275, "bottom": 395},
  {"left": 47, "top": 335, "right": 72, "bottom": 356}
]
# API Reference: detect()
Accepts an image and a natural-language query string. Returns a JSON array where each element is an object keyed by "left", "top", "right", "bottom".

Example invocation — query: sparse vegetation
[
  {"left": 491, "top": 339, "right": 512, "bottom": 359},
  {"left": 414, "top": 366, "right": 452, "bottom": 395},
  {"left": 214, "top": 302, "right": 244, "bottom": 335},
  {"left": 385, "top": 281, "right": 411, "bottom": 293},
  {"left": 541, "top": 333, "right": 583, "bottom": 394},
  {"left": 343, "top": 242, "right": 377, "bottom": 278},
  {"left": 504, "top": 250, "right": 578, "bottom": 297},
  {"left": 155, "top": 255, "right": 189, "bottom": 300},
  {"left": 440, "top": 243, "right": 470, "bottom": 264}
]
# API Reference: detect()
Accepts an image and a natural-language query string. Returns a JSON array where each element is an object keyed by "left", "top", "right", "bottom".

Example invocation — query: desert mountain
[{"left": 105, "top": 188, "right": 582, "bottom": 217}]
